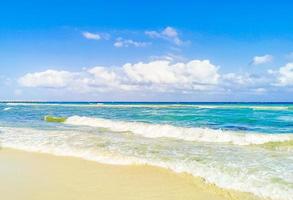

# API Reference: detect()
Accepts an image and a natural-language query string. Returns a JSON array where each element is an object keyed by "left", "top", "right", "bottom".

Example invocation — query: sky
[{"left": 0, "top": 0, "right": 293, "bottom": 102}]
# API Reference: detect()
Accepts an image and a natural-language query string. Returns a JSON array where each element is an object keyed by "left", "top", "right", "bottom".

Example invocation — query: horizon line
[{"left": 1, "top": 101, "right": 293, "bottom": 104}]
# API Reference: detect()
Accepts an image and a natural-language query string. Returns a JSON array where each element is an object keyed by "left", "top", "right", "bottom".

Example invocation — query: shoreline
[{"left": 0, "top": 147, "right": 261, "bottom": 200}]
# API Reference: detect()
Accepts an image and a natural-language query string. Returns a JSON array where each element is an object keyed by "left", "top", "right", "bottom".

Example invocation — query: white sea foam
[
  {"left": 91, "top": 104, "right": 292, "bottom": 110},
  {"left": 64, "top": 116, "right": 293, "bottom": 145},
  {"left": 0, "top": 127, "right": 137, "bottom": 165},
  {"left": 3, "top": 107, "right": 11, "bottom": 111},
  {"left": 190, "top": 105, "right": 291, "bottom": 110},
  {"left": 0, "top": 126, "right": 292, "bottom": 200}
]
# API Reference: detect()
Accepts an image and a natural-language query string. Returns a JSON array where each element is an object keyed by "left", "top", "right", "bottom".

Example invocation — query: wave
[
  {"left": 189, "top": 105, "right": 291, "bottom": 110},
  {"left": 0, "top": 126, "right": 292, "bottom": 200},
  {"left": 3, "top": 107, "right": 12, "bottom": 111},
  {"left": 0, "top": 127, "right": 138, "bottom": 167},
  {"left": 64, "top": 116, "right": 293, "bottom": 145}
]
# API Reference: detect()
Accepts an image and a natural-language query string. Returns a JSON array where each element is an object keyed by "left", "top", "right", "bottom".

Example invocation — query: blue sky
[{"left": 0, "top": 0, "right": 293, "bottom": 101}]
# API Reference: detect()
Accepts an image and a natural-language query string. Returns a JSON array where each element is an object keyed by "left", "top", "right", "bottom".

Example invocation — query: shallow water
[{"left": 0, "top": 102, "right": 292, "bottom": 200}]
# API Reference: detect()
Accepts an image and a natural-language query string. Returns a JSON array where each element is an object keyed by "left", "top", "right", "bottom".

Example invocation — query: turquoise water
[{"left": 0, "top": 102, "right": 292, "bottom": 200}]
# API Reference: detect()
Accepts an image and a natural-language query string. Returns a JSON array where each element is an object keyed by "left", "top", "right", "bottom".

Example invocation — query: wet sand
[{"left": 0, "top": 148, "right": 260, "bottom": 200}]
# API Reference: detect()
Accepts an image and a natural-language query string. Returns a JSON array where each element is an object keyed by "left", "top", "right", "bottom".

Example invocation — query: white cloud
[
  {"left": 82, "top": 32, "right": 102, "bottom": 40},
  {"left": 88, "top": 67, "right": 118, "bottom": 82},
  {"left": 114, "top": 38, "right": 150, "bottom": 48},
  {"left": 19, "top": 59, "right": 287, "bottom": 98},
  {"left": 19, "top": 59, "right": 220, "bottom": 93},
  {"left": 252, "top": 54, "right": 273, "bottom": 65},
  {"left": 273, "top": 63, "right": 293, "bottom": 86},
  {"left": 123, "top": 60, "right": 219, "bottom": 87},
  {"left": 220, "top": 71, "right": 273, "bottom": 95},
  {"left": 222, "top": 73, "right": 255, "bottom": 85},
  {"left": 145, "top": 26, "right": 183, "bottom": 46},
  {"left": 221, "top": 72, "right": 271, "bottom": 87},
  {"left": 144, "top": 31, "right": 160, "bottom": 38},
  {"left": 162, "top": 27, "right": 178, "bottom": 38},
  {"left": 18, "top": 70, "right": 75, "bottom": 88}
]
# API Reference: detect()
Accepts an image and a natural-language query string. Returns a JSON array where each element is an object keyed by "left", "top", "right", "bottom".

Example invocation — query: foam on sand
[
  {"left": 0, "top": 126, "right": 292, "bottom": 200},
  {"left": 255, "top": 140, "right": 293, "bottom": 151},
  {"left": 0, "top": 148, "right": 260, "bottom": 200}
]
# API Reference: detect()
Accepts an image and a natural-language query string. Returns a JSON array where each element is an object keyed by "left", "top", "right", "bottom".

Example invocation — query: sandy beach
[{"left": 0, "top": 148, "right": 261, "bottom": 200}]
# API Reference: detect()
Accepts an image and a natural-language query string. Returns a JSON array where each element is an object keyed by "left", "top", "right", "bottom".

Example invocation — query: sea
[{"left": 0, "top": 102, "right": 292, "bottom": 200}]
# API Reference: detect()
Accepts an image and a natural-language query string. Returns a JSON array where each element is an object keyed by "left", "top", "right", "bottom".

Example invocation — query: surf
[
  {"left": 60, "top": 115, "right": 293, "bottom": 145},
  {"left": 0, "top": 126, "right": 292, "bottom": 200}
]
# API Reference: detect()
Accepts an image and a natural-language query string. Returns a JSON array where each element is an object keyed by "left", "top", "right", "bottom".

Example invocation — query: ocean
[{"left": 0, "top": 102, "right": 292, "bottom": 200}]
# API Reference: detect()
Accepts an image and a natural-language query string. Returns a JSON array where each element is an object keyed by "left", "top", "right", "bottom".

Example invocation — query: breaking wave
[
  {"left": 0, "top": 126, "right": 292, "bottom": 200},
  {"left": 64, "top": 116, "right": 293, "bottom": 145}
]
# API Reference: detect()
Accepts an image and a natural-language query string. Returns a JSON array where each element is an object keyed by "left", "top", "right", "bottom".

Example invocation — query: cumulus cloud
[
  {"left": 18, "top": 70, "right": 75, "bottom": 88},
  {"left": 123, "top": 60, "right": 219, "bottom": 87},
  {"left": 272, "top": 63, "right": 293, "bottom": 86},
  {"left": 145, "top": 26, "right": 183, "bottom": 45},
  {"left": 114, "top": 38, "right": 150, "bottom": 48},
  {"left": 252, "top": 54, "right": 273, "bottom": 65},
  {"left": 220, "top": 71, "right": 272, "bottom": 96},
  {"left": 19, "top": 59, "right": 285, "bottom": 98},
  {"left": 19, "top": 59, "right": 220, "bottom": 93}
]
